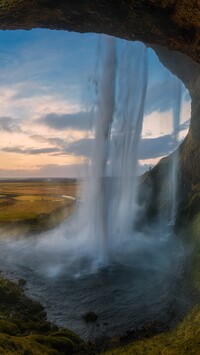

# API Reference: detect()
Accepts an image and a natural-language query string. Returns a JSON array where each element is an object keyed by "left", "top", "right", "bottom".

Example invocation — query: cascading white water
[
  {"left": 109, "top": 42, "right": 148, "bottom": 244},
  {"left": 81, "top": 38, "right": 148, "bottom": 265},
  {"left": 168, "top": 77, "right": 182, "bottom": 224},
  {"left": 158, "top": 73, "right": 183, "bottom": 225},
  {"left": 85, "top": 37, "right": 117, "bottom": 265}
]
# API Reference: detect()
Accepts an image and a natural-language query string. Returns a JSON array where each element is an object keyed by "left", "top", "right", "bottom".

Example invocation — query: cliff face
[{"left": 147, "top": 46, "right": 200, "bottom": 186}]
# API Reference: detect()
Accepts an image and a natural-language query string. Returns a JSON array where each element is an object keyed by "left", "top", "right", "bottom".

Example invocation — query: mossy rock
[
  {"left": 187, "top": 213, "right": 200, "bottom": 294},
  {"left": 50, "top": 328, "right": 87, "bottom": 347},
  {"left": 0, "top": 276, "right": 87, "bottom": 354},
  {"left": 83, "top": 311, "right": 98, "bottom": 323},
  {"left": 31, "top": 333, "right": 86, "bottom": 353}
]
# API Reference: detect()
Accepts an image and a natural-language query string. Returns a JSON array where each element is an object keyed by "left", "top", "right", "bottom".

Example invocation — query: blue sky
[{"left": 0, "top": 29, "right": 191, "bottom": 178}]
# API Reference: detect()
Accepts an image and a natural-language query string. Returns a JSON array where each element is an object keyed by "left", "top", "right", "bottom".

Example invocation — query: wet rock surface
[{"left": 83, "top": 311, "right": 98, "bottom": 323}]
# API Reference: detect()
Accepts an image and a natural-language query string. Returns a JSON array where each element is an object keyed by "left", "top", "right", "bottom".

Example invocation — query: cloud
[
  {"left": 144, "top": 79, "right": 190, "bottom": 116},
  {"left": 179, "top": 119, "right": 190, "bottom": 131},
  {"left": 138, "top": 134, "right": 180, "bottom": 160},
  {"left": 31, "top": 135, "right": 67, "bottom": 148},
  {"left": 139, "top": 117, "right": 189, "bottom": 160},
  {"left": 0, "top": 164, "right": 85, "bottom": 179},
  {"left": 1, "top": 146, "right": 60, "bottom": 155},
  {"left": 63, "top": 138, "right": 93, "bottom": 157},
  {"left": 0, "top": 83, "right": 81, "bottom": 125},
  {"left": 35, "top": 164, "right": 85, "bottom": 178},
  {"left": 62, "top": 134, "right": 183, "bottom": 161},
  {"left": 0, "top": 116, "right": 22, "bottom": 133},
  {"left": 145, "top": 82, "right": 174, "bottom": 115},
  {"left": 38, "top": 112, "right": 91, "bottom": 131},
  {"left": 32, "top": 136, "right": 93, "bottom": 159}
]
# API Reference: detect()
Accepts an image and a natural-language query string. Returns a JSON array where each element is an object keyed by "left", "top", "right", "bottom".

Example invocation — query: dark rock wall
[
  {"left": 150, "top": 46, "right": 200, "bottom": 186},
  {"left": 0, "top": 0, "right": 199, "bottom": 63}
]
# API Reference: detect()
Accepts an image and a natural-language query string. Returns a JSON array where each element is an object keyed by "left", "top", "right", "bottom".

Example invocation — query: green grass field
[{"left": 0, "top": 179, "right": 78, "bottom": 234}]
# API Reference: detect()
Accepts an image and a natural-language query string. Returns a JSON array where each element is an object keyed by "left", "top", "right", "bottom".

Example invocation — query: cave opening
[
  {"left": 0, "top": 1, "right": 199, "bottom": 353},
  {"left": 0, "top": 29, "right": 195, "bottom": 342}
]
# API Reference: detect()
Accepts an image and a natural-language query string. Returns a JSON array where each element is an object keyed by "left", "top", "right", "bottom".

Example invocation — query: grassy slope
[
  {"left": 0, "top": 276, "right": 87, "bottom": 354},
  {"left": 104, "top": 306, "right": 200, "bottom": 355},
  {"left": 189, "top": 213, "right": 200, "bottom": 294}
]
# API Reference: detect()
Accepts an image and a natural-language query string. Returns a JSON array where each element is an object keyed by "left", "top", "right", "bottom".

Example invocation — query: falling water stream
[
  {"left": 168, "top": 78, "right": 182, "bottom": 224},
  {"left": 0, "top": 37, "right": 191, "bottom": 341},
  {"left": 82, "top": 38, "right": 148, "bottom": 265}
]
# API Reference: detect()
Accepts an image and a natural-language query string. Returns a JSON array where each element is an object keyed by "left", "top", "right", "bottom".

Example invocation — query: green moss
[
  {"left": 188, "top": 213, "right": 200, "bottom": 294},
  {"left": 0, "top": 0, "right": 25, "bottom": 11},
  {"left": 0, "top": 333, "right": 58, "bottom": 355},
  {"left": 0, "top": 320, "right": 19, "bottom": 336},
  {"left": 0, "top": 331, "right": 87, "bottom": 354},
  {"left": 177, "top": 196, "right": 200, "bottom": 295},
  {"left": 0, "top": 276, "right": 87, "bottom": 354},
  {"left": 31, "top": 334, "right": 79, "bottom": 353},
  {"left": 104, "top": 305, "right": 200, "bottom": 354}
]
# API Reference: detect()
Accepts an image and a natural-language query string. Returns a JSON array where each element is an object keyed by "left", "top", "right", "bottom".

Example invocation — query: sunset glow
[{"left": 0, "top": 30, "right": 191, "bottom": 178}]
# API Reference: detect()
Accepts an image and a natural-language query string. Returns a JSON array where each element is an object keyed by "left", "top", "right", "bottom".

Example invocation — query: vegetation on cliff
[
  {"left": 0, "top": 275, "right": 87, "bottom": 354},
  {"left": 104, "top": 305, "right": 200, "bottom": 354}
]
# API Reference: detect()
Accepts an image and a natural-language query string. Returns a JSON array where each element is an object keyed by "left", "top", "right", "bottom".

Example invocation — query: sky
[{"left": 0, "top": 29, "right": 191, "bottom": 178}]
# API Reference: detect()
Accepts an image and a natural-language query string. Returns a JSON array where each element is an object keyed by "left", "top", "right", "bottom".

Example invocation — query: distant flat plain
[{"left": 0, "top": 179, "right": 78, "bottom": 236}]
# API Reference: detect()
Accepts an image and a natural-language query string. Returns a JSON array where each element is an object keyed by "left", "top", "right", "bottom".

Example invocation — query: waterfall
[
  {"left": 81, "top": 38, "right": 148, "bottom": 265},
  {"left": 109, "top": 42, "right": 148, "bottom": 245},
  {"left": 87, "top": 37, "right": 117, "bottom": 264},
  {"left": 168, "top": 77, "right": 182, "bottom": 224}
]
